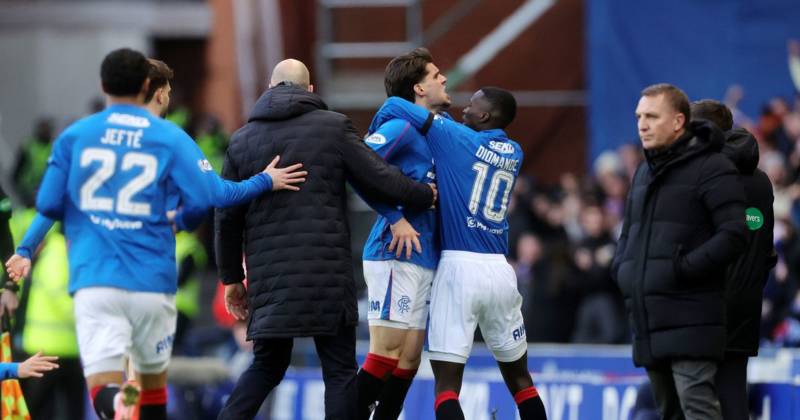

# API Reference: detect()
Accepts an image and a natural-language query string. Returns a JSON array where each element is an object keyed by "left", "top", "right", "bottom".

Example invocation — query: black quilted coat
[
  {"left": 720, "top": 128, "right": 776, "bottom": 356},
  {"left": 612, "top": 120, "right": 747, "bottom": 367},
  {"left": 215, "top": 85, "right": 434, "bottom": 339}
]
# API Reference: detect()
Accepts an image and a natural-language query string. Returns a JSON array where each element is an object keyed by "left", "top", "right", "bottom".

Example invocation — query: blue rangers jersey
[
  {"left": 361, "top": 118, "right": 439, "bottom": 270},
  {"left": 18, "top": 181, "right": 195, "bottom": 260},
  {"left": 36, "top": 104, "right": 272, "bottom": 294},
  {"left": 16, "top": 181, "right": 196, "bottom": 260},
  {"left": 373, "top": 98, "right": 523, "bottom": 255}
]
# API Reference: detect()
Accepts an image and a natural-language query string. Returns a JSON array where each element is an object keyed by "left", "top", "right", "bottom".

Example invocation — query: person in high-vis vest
[
  {"left": 3, "top": 208, "right": 85, "bottom": 420},
  {"left": 0, "top": 188, "right": 59, "bottom": 419},
  {"left": 12, "top": 119, "right": 54, "bottom": 206},
  {"left": 195, "top": 115, "right": 228, "bottom": 176}
]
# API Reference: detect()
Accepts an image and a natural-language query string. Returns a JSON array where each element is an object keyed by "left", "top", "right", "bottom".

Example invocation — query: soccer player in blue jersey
[
  {"left": 372, "top": 88, "right": 548, "bottom": 419},
  {"left": 20, "top": 48, "right": 306, "bottom": 420},
  {"left": 5, "top": 58, "right": 186, "bottom": 283},
  {"left": 3, "top": 57, "right": 183, "bottom": 420},
  {"left": 356, "top": 48, "right": 450, "bottom": 420}
]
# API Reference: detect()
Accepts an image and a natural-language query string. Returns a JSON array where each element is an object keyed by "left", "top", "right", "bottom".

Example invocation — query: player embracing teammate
[{"left": 358, "top": 48, "right": 548, "bottom": 420}]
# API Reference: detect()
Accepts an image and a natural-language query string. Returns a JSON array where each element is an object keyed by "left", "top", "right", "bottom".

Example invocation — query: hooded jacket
[
  {"left": 721, "top": 128, "right": 776, "bottom": 356},
  {"left": 215, "top": 84, "right": 434, "bottom": 338},
  {"left": 612, "top": 120, "right": 747, "bottom": 367}
]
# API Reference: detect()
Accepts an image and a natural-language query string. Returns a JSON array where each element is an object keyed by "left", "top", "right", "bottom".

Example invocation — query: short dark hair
[
  {"left": 144, "top": 59, "right": 174, "bottom": 103},
  {"left": 100, "top": 48, "right": 149, "bottom": 97},
  {"left": 384, "top": 48, "right": 434, "bottom": 102},
  {"left": 481, "top": 87, "right": 517, "bottom": 129},
  {"left": 641, "top": 83, "right": 690, "bottom": 128},
  {"left": 690, "top": 99, "right": 733, "bottom": 131}
]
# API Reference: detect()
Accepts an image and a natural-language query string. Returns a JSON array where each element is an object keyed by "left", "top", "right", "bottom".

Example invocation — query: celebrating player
[
  {"left": 357, "top": 48, "right": 450, "bottom": 420},
  {"left": 372, "top": 89, "right": 548, "bottom": 420}
]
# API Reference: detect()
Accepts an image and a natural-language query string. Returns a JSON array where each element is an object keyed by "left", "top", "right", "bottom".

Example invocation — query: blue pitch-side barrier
[{"left": 259, "top": 344, "right": 800, "bottom": 420}]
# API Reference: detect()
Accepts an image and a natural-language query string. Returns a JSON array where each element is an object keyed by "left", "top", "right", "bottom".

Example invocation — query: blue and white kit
[
  {"left": 362, "top": 116, "right": 438, "bottom": 330},
  {"left": 35, "top": 104, "right": 272, "bottom": 374},
  {"left": 36, "top": 104, "right": 271, "bottom": 295},
  {"left": 373, "top": 97, "right": 528, "bottom": 362}
]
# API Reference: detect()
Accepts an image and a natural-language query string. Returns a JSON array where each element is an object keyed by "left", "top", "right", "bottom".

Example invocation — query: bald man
[
  {"left": 269, "top": 58, "right": 311, "bottom": 88},
  {"left": 215, "top": 59, "right": 436, "bottom": 419}
]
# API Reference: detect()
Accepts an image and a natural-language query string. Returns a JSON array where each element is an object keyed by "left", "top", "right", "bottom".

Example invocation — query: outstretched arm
[
  {"left": 15, "top": 213, "right": 54, "bottom": 260},
  {"left": 338, "top": 119, "right": 434, "bottom": 212},
  {"left": 17, "top": 352, "right": 59, "bottom": 378},
  {"left": 169, "top": 132, "right": 305, "bottom": 218}
]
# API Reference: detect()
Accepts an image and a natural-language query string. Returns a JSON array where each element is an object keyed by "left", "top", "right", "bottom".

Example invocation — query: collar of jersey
[
  {"left": 479, "top": 128, "right": 507, "bottom": 139},
  {"left": 107, "top": 103, "right": 148, "bottom": 114}
]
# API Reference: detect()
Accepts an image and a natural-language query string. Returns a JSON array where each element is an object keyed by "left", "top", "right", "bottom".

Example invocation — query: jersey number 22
[{"left": 79, "top": 147, "right": 157, "bottom": 216}]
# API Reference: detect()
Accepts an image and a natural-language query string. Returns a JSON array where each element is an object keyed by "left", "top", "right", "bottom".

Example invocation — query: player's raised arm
[
  {"left": 166, "top": 133, "right": 266, "bottom": 228},
  {"left": 373, "top": 97, "right": 434, "bottom": 135},
  {"left": 374, "top": 97, "right": 476, "bottom": 144},
  {"left": 170, "top": 133, "right": 306, "bottom": 229}
]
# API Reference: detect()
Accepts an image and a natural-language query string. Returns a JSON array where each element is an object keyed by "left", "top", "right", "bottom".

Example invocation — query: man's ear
[
  {"left": 480, "top": 111, "right": 492, "bottom": 124},
  {"left": 674, "top": 113, "right": 685, "bottom": 132},
  {"left": 139, "top": 78, "right": 151, "bottom": 97},
  {"left": 413, "top": 83, "right": 425, "bottom": 97}
]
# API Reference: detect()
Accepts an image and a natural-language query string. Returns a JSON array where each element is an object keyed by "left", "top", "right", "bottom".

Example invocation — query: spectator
[
  {"left": 571, "top": 204, "right": 625, "bottom": 344},
  {"left": 513, "top": 233, "right": 543, "bottom": 341},
  {"left": 12, "top": 118, "right": 54, "bottom": 206},
  {"left": 518, "top": 232, "right": 579, "bottom": 343}
]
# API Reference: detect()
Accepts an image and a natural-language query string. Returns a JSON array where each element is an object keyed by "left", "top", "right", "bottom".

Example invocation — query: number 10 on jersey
[{"left": 468, "top": 162, "right": 514, "bottom": 223}]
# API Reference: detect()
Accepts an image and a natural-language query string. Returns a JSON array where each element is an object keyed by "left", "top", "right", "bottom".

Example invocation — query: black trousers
[
  {"left": 20, "top": 356, "right": 85, "bottom": 420},
  {"left": 715, "top": 353, "right": 749, "bottom": 420},
  {"left": 218, "top": 325, "right": 357, "bottom": 420}
]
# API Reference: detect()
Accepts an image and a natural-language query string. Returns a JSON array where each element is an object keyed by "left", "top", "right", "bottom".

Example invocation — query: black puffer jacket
[
  {"left": 612, "top": 120, "right": 747, "bottom": 367},
  {"left": 722, "top": 128, "right": 776, "bottom": 356},
  {"left": 0, "top": 187, "right": 12, "bottom": 282},
  {"left": 215, "top": 85, "right": 434, "bottom": 339}
]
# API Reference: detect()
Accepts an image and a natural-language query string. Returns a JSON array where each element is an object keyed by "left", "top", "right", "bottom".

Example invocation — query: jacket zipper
[{"left": 634, "top": 179, "right": 659, "bottom": 349}]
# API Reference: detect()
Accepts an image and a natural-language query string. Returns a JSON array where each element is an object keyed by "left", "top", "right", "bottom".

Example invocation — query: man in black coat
[
  {"left": 214, "top": 59, "right": 436, "bottom": 420},
  {"left": 612, "top": 84, "right": 747, "bottom": 420},
  {"left": 691, "top": 99, "right": 776, "bottom": 420}
]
